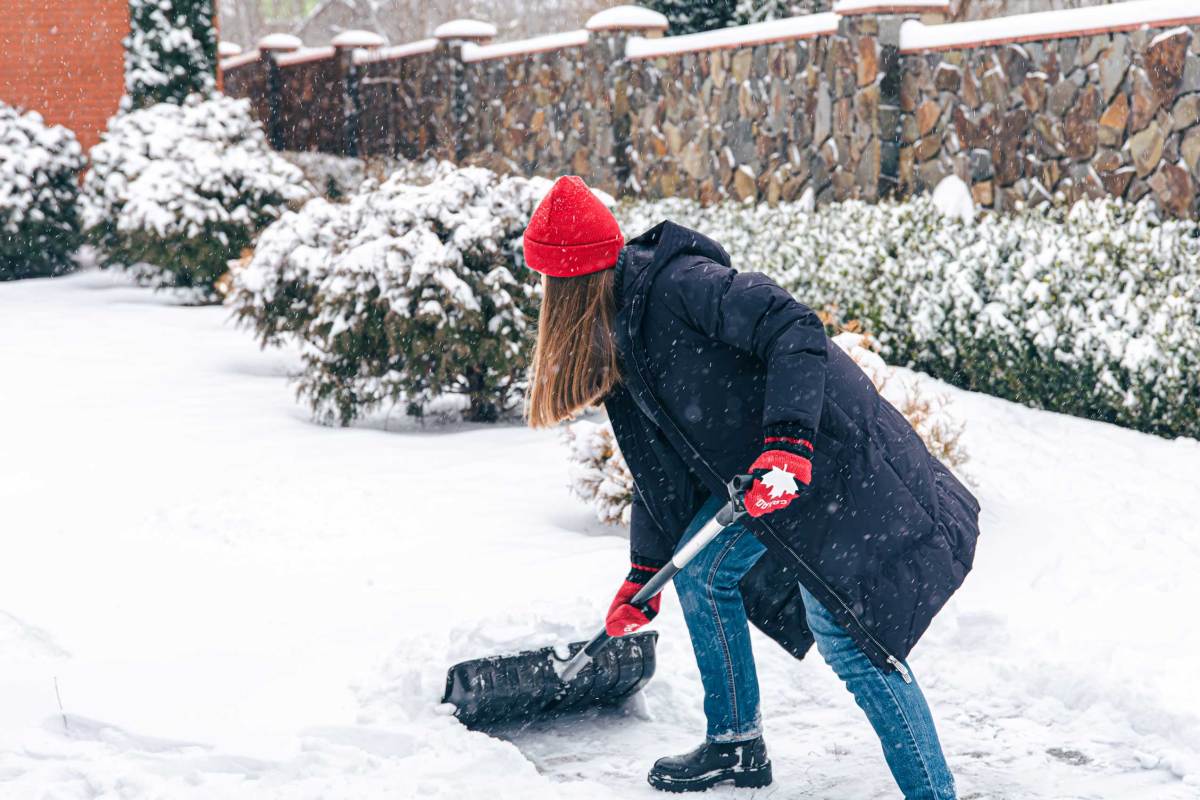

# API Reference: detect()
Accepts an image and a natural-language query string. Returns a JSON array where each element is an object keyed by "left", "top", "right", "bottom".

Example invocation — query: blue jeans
[{"left": 672, "top": 496, "right": 957, "bottom": 800}]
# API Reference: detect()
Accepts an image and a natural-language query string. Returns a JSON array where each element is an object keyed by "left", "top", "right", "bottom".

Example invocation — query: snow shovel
[{"left": 443, "top": 478, "right": 750, "bottom": 730}]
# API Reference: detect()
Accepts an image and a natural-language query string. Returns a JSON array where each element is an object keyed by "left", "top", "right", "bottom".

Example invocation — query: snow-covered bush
[
  {"left": 282, "top": 152, "right": 444, "bottom": 201},
  {"left": 565, "top": 333, "right": 968, "bottom": 527},
  {"left": 233, "top": 165, "right": 551, "bottom": 424},
  {"left": 563, "top": 420, "right": 634, "bottom": 526},
  {"left": 832, "top": 332, "right": 968, "bottom": 471},
  {"left": 0, "top": 104, "right": 85, "bottom": 280},
  {"left": 125, "top": 0, "right": 217, "bottom": 110},
  {"left": 621, "top": 196, "right": 1200, "bottom": 440},
  {"left": 81, "top": 94, "right": 310, "bottom": 301}
]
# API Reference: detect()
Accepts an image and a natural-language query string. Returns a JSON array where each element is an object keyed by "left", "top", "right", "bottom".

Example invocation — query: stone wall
[
  {"left": 221, "top": 2, "right": 1200, "bottom": 217},
  {"left": 463, "top": 37, "right": 617, "bottom": 190},
  {"left": 276, "top": 50, "right": 346, "bottom": 154},
  {"left": 901, "top": 25, "right": 1200, "bottom": 216},
  {"left": 357, "top": 45, "right": 448, "bottom": 161},
  {"left": 621, "top": 15, "right": 903, "bottom": 205}
]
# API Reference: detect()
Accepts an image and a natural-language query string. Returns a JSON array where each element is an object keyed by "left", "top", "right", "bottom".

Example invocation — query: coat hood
[{"left": 616, "top": 221, "right": 732, "bottom": 308}]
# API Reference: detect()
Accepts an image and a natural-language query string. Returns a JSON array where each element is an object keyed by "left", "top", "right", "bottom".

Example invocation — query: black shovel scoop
[{"left": 443, "top": 480, "right": 750, "bottom": 730}]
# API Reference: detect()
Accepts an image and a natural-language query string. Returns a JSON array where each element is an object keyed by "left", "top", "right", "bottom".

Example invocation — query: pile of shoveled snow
[{"left": 0, "top": 269, "right": 1197, "bottom": 798}]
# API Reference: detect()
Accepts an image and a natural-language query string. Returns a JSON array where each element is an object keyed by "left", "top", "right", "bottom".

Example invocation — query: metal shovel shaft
[{"left": 559, "top": 496, "right": 745, "bottom": 683}]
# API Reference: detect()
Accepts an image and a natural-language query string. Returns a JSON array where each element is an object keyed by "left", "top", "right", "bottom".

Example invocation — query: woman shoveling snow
[{"left": 523, "top": 176, "right": 981, "bottom": 798}]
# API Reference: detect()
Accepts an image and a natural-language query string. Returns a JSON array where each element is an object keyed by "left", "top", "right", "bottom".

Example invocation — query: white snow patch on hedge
[
  {"left": 620, "top": 194, "right": 1200, "bottom": 439},
  {"left": 932, "top": 175, "right": 976, "bottom": 224}
]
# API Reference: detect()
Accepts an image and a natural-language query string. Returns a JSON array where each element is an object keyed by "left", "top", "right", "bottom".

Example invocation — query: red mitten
[
  {"left": 605, "top": 557, "right": 665, "bottom": 636},
  {"left": 743, "top": 430, "right": 814, "bottom": 519}
]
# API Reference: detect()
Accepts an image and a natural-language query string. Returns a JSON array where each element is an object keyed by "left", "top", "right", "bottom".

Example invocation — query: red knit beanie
[{"left": 523, "top": 176, "right": 624, "bottom": 278}]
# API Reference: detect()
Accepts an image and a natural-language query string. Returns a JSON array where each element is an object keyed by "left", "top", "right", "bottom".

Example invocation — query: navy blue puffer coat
[{"left": 603, "top": 221, "right": 981, "bottom": 676}]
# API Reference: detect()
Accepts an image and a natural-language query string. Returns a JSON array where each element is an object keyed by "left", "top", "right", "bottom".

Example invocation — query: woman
[{"left": 524, "top": 176, "right": 980, "bottom": 798}]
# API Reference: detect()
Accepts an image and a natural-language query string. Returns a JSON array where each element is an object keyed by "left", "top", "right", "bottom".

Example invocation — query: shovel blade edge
[{"left": 443, "top": 631, "right": 659, "bottom": 729}]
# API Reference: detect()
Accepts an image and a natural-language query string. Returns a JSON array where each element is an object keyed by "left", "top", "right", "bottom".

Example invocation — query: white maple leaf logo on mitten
[{"left": 761, "top": 466, "right": 799, "bottom": 498}]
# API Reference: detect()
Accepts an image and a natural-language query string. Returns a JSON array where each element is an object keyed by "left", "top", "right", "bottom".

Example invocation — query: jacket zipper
[{"left": 624, "top": 303, "right": 913, "bottom": 685}]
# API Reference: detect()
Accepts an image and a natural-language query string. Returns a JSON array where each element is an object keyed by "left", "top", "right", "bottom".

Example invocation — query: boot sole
[{"left": 647, "top": 763, "right": 773, "bottom": 793}]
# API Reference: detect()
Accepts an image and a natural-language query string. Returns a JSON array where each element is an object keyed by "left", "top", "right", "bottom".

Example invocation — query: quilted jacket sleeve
[{"left": 655, "top": 257, "right": 828, "bottom": 444}]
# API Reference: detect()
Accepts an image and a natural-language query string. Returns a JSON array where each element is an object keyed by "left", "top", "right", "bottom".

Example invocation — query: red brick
[{"left": 0, "top": 0, "right": 129, "bottom": 150}]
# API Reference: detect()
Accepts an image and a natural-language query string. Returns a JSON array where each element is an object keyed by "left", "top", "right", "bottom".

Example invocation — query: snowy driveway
[{"left": 1, "top": 271, "right": 1197, "bottom": 798}]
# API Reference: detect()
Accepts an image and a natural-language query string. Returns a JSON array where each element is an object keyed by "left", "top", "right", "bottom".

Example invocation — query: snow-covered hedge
[
  {"left": 81, "top": 94, "right": 310, "bottom": 301},
  {"left": 621, "top": 197, "right": 1200, "bottom": 440},
  {"left": 0, "top": 104, "right": 85, "bottom": 281},
  {"left": 233, "top": 165, "right": 550, "bottom": 424},
  {"left": 563, "top": 420, "right": 635, "bottom": 526},
  {"left": 282, "top": 152, "right": 443, "bottom": 201},
  {"left": 565, "top": 332, "right": 969, "bottom": 527}
]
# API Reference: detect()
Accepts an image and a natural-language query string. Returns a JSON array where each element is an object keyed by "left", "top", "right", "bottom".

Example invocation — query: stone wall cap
[
  {"left": 220, "top": 50, "right": 260, "bottom": 70},
  {"left": 354, "top": 38, "right": 438, "bottom": 64},
  {"left": 833, "top": 0, "right": 949, "bottom": 15},
  {"left": 462, "top": 29, "right": 590, "bottom": 62},
  {"left": 626, "top": 12, "right": 838, "bottom": 59},
  {"left": 257, "top": 33, "right": 303, "bottom": 51},
  {"left": 218, "top": 41, "right": 243, "bottom": 57},
  {"left": 900, "top": 0, "right": 1200, "bottom": 53},
  {"left": 586, "top": 5, "right": 669, "bottom": 32},
  {"left": 433, "top": 19, "right": 498, "bottom": 40},
  {"left": 331, "top": 30, "right": 387, "bottom": 49},
  {"left": 274, "top": 45, "right": 335, "bottom": 66}
]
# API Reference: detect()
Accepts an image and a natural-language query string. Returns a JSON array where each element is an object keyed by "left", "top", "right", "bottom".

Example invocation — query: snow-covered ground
[{"left": 2, "top": 269, "right": 1198, "bottom": 799}]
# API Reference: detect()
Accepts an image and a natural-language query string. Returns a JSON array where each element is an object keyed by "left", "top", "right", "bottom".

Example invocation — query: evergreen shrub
[
  {"left": 233, "top": 165, "right": 551, "bottom": 424},
  {"left": 0, "top": 104, "right": 85, "bottom": 281},
  {"left": 81, "top": 94, "right": 311, "bottom": 301}
]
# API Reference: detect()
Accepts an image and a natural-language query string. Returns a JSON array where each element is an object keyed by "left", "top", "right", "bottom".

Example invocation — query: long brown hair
[{"left": 527, "top": 269, "right": 620, "bottom": 428}]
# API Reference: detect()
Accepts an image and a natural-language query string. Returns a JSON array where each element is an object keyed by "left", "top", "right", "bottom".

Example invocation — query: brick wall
[{"left": 0, "top": 0, "right": 129, "bottom": 150}]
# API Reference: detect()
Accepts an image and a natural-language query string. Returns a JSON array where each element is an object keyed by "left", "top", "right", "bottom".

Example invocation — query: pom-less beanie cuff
[{"left": 523, "top": 233, "right": 624, "bottom": 278}]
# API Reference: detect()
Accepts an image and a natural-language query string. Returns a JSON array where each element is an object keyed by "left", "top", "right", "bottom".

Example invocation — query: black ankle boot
[{"left": 647, "top": 736, "right": 772, "bottom": 792}]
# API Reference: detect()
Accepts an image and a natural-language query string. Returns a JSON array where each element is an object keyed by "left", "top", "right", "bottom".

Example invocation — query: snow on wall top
[
  {"left": 626, "top": 13, "right": 839, "bottom": 59},
  {"left": 900, "top": 0, "right": 1200, "bottom": 53},
  {"left": 433, "top": 19, "right": 498, "bottom": 40},
  {"left": 275, "top": 46, "right": 336, "bottom": 66},
  {"left": 586, "top": 5, "right": 669, "bottom": 32},
  {"left": 331, "top": 30, "right": 387, "bottom": 49},
  {"left": 218, "top": 41, "right": 243, "bottom": 57},
  {"left": 462, "top": 30, "right": 590, "bottom": 63},
  {"left": 354, "top": 38, "right": 438, "bottom": 64},
  {"left": 257, "top": 33, "right": 303, "bottom": 51},
  {"left": 220, "top": 50, "right": 260, "bottom": 70},
  {"left": 834, "top": 0, "right": 948, "bottom": 14},
  {"left": 1150, "top": 23, "right": 1193, "bottom": 45}
]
